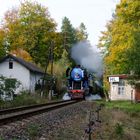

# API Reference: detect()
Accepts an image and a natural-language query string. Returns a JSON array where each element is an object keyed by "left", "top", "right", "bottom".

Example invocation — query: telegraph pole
[
  {"left": 48, "top": 41, "right": 54, "bottom": 100},
  {"left": 50, "top": 42, "right": 54, "bottom": 76},
  {"left": 40, "top": 46, "right": 50, "bottom": 98}
]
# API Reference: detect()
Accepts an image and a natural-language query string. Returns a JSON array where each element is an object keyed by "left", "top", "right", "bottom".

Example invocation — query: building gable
[
  {"left": 0, "top": 54, "right": 44, "bottom": 74},
  {"left": 0, "top": 54, "right": 45, "bottom": 94}
]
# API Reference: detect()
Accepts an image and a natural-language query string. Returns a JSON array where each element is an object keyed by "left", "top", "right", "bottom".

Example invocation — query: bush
[
  {"left": 12, "top": 92, "right": 37, "bottom": 106},
  {"left": 115, "top": 122, "right": 124, "bottom": 138},
  {"left": 0, "top": 91, "right": 48, "bottom": 109},
  {"left": 115, "top": 123, "right": 124, "bottom": 137},
  {"left": 0, "top": 76, "right": 21, "bottom": 101}
]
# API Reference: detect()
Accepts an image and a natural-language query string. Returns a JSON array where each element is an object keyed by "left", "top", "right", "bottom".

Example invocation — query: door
[{"left": 135, "top": 87, "right": 140, "bottom": 102}]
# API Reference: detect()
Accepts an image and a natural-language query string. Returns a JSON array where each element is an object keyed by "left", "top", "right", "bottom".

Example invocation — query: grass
[
  {"left": 0, "top": 92, "right": 49, "bottom": 109},
  {"left": 95, "top": 100, "right": 140, "bottom": 139},
  {"left": 96, "top": 100, "right": 140, "bottom": 114},
  {"left": 0, "top": 90, "right": 63, "bottom": 109},
  {"left": 26, "top": 123, "right": 40, "bottom": 139},
  {"left": 115, "top": 122, "right": 124, "bottom": 138}
]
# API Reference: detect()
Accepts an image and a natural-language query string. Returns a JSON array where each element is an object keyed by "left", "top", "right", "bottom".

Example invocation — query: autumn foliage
[{"left": 98, "top": 0, "right": 140, "bottom": 89}]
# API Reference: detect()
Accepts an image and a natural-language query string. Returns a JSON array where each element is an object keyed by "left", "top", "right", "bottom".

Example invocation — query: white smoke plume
[{"left": 71, "top": 41, "right": 103, "bottom": 78}]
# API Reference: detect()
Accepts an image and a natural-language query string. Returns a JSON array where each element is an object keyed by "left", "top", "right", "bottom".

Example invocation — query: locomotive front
[{"left": 68, "top": 66, "right": 85, "bottom": 99}]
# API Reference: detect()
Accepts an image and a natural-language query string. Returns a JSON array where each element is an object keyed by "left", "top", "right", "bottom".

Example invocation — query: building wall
[
  {"left": 0, "top": 58, "right": 30, "bottom": 93},
  {"left": 30, "top": 72, "right": 43, "bottom": 93},
  {"left": 109, "top": 80, "right": 135, "bottom": 100}
]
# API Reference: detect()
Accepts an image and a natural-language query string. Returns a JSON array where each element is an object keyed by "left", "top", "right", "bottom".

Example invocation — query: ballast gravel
[{"left": 0, "top": 101, "right": 96, "bottom": 140}]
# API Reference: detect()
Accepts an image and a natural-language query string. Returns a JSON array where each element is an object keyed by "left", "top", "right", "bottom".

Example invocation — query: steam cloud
[{"left": 71, "top": 41, "right": 103, "bottom": 78}]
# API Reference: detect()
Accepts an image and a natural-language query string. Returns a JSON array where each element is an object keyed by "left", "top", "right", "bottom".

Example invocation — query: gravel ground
[
  {"left": 98, "top": 108, "right": 140, "bottom": 140},
  {"left": 1, "top": 101, "right": 138, "bottom": 140},
  {"left": 0, "top": 101, "right": 97, "bottom": 140}
]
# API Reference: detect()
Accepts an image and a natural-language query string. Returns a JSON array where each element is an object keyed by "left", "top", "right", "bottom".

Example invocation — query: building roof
[
  {"left": 0, "top": 54, "right": 44, "bottom": 74},
  {"left": 108, "top": 74, "right": 128, "bottom": 79}
]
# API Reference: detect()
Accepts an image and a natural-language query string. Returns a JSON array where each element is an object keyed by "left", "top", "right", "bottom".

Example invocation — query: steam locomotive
[{"left": 66, "top": 66, "right": 89, "bottom": 99}]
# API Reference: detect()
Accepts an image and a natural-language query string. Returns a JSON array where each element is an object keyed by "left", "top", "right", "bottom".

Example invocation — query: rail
[{"left": 0, "top": 100, "right": 81, "bottom": 126}]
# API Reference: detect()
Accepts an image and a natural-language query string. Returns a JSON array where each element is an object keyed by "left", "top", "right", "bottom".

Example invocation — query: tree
[
  {"left": 76, "top": 22, "right": 88, "bottom": 41},
  {"left": 99, "top": 0, "right": 140, "bottom": 75},
  {"left": 2, "top": 8, "right": 24, "bottom": 52},
  {"left": 98, "top": 0, "right": 140, "bottom": 88},
  {"left": 61, "top": 17, "right": 78, "bottom": 66},
  {"left": 18, "top": 1, "right": 57, "bottom": 66},
  {"left": 0, "top": 1, "right": 63, "bottom": 67},
  {"left": 0, "top": 29, "right": 6, "bottom": 58},
  {"left": 10, "top": 48, "right": 32, "bottom": 62},
  {"left": 61, "top": 17, "right": 77, "bottom": 52},
  {"left": 117, "top": 0, "right": 140, "bottom": 75}
]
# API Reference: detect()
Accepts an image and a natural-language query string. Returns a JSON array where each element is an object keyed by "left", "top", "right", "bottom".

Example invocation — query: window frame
[
  {"left": 9, "top": 61, "right": 13, "bottom": 69},
  {"left": 118, "top": 79, "right": 125, "bottom": 95}
]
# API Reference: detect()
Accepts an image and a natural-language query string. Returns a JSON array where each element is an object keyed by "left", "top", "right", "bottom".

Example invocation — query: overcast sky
[{"left": 0, "top": 0, "right": 119, "bottom": 46}]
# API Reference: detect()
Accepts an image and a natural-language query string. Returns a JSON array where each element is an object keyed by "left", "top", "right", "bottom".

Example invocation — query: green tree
[
  {"left": 99, "top": 0, "right": 140, "bottom": 74},
  {"left": 61, "top": 17, "right": 77, "bottom": 66},
  {"left": 117, "top": 0, "right": 140, "bottom": 75},
  {"left": 0, "top": 1, "right": 63, "bottom": 67},
  {"left": 76, "top": 22, "right": 88, "bottom": 41},
  {"left": 19, "top": 1, "right": 59, "bottom": 67},
  {"left": 98, "top": 0, "right": 140, "bottom": 88},
  {"left": 61, "top": 17, "right": 77, "bottom": 52}
]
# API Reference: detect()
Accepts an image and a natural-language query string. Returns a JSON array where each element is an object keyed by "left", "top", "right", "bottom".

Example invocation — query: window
[
  {"left": 9, "top": 61, "right": 13, "bottom": 69},
  {"left": 118, "top": 87, "right": 125, "bottom": 95},
  {"left": 118, "top": 79, "right": 125, "bottom": 95}
]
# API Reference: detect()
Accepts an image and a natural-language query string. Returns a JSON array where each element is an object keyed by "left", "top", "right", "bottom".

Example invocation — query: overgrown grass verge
[
  {"left": 96, "top": 100, "right": 140, "bottom": 114},
  {"left": 95, "top": 100, "right": 140, "bottom": 139},
  {"left": 0, "top": 92, "right": 49, "bottom": 109}
]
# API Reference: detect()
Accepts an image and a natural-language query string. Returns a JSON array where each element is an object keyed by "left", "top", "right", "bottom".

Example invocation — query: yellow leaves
[
  {"left": 99, "top": 0, "right": 140, "bottom": 89},
  {"left": 0, "top": 29, "right": 5, "bottom": 40},
  {"left": 10, "top": 48, "right": 32, "bottom": 62}
]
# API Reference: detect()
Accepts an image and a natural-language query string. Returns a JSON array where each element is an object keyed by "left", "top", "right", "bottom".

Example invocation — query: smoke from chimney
[{"left": 71, "top": 41, "right": 103, "bottom": 78}]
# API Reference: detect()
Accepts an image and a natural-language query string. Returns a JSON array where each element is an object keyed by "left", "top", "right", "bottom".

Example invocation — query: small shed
[
  {"left": 108, "top": 74, "right": 140, "bottom": 102},
  {"left": 0, "top": 54, "right": 45, "bottom": 94}
]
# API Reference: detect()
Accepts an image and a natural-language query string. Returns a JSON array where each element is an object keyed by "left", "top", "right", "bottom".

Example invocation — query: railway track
[{"left": 0, "top": 100, "right": 81, "bottom": 126}]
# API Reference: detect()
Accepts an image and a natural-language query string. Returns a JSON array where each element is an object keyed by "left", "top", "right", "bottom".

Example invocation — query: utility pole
[
  {"left": 48, "top": 41, "right": 54, "bottom": 100},
  {"left": 50, "top": 42, "right": 54, "bottom": 76},
  {"left": 40, "top": 46, "right": 50, "bottom": 98}
]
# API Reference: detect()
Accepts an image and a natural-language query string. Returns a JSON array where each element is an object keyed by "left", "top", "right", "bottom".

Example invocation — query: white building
[
  {"left": 0, "top": 54, "right": 44, "bottom": 94},
  {"left": 108, "top": 74, "right": 140, "bottom": 102}
]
